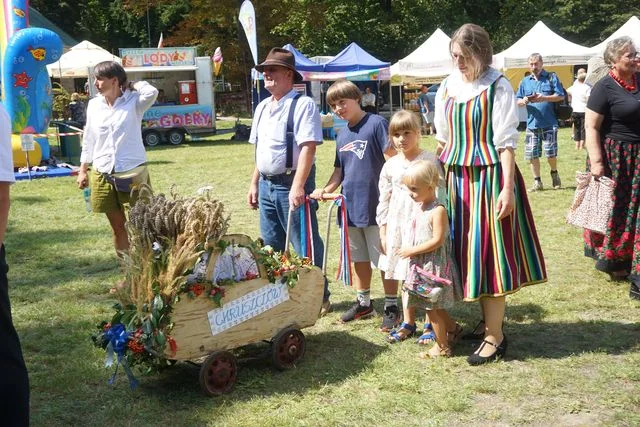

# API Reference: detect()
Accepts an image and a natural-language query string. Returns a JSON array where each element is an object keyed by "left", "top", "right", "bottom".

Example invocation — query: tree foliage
[{"left": 32, "top": 0, "right": 639, "bottom": 89}]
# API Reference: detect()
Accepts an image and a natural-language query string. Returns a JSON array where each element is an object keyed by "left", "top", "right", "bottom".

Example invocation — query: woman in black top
[{"left": 584, "top": 36, "right": 640, "bottom": 300}]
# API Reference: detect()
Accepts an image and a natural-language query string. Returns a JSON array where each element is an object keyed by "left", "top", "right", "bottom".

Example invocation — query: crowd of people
[{"left": 2, "top": 21, "right": 638, "bottom": 423}]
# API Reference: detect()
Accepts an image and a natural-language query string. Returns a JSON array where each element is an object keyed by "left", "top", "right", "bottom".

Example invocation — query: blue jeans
[{"left": 258, "top": 166, "right": 330, "bottom": 301}]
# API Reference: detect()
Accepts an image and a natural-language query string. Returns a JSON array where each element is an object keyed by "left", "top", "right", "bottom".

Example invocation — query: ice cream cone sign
[{"left": 213, "top": 47, "right": 223, "bottom": 76}]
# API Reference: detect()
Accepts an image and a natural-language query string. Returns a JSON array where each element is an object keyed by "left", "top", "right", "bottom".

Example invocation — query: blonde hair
[
  {"left": 70, "top": 92, "right": 80, "bottom": 101},
  {"left": 450, "top": 23, "right": 493, "bottom": 81},
  {"left": 326, "top": 80, "right": 362, "bottom": 106},
  {"left": 402, "top": 159, "right": 440, "bottom": 191},
  {"left": 389, "top": 110, "right": 421, "bottom": 137}
]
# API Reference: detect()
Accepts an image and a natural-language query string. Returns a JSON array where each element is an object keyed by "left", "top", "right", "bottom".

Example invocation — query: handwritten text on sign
[{"left": 207, "top": 282, "right": 289, "bottom": 336}]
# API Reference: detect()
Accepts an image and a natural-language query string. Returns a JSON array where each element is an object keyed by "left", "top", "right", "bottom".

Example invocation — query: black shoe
[
  {"left": 461, "top": 320, "right": 485, "bottom": 341},
  {"left": 630, "top": 283, "right": 640, "bottom": 300},
  {"left": 467, "top": 336, "right": 507, "bottom": 366},
  {"left": 379, "top": 305, "right": 401, "bottom": 332},
  {"left": 340, "top": 300, "right": 375, "bottom": 323}
]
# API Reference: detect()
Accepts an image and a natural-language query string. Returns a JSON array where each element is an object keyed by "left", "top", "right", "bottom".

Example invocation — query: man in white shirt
[
  {"left": 361, "top": 87, "right": 376, "bottom": 113},
  {"left": 76, "top": 61, "right": 158, "bottom": 257},
  {"left": 247, "top": 48, "right": 331, "bottom": 313},
  {"left": 567, "top": 68, "right": 591, "bottom": 149},
  {"left": 0, "top": 104, "right": 30, "bottom": 425}
]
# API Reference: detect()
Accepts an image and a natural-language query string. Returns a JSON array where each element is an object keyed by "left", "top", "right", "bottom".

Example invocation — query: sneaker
[
  {"left": 379, "top": 305, "right": 401, "bottom": 332},
  {"left": 340, "top": 300, "right": 375, "bottom": 323},
  {"left": 551, "top": 171, "right": 562, "bottom": 189},
  {"left": 528, "top": 180, "right": 543, "bottom": 192},
  {"left": 319, "top": 299, "right": 331, "bottom": 317}
]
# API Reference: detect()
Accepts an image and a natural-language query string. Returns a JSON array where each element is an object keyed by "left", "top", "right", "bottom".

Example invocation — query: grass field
[{"left": 7, "top": 125, "right": 640, "bottom": 426}]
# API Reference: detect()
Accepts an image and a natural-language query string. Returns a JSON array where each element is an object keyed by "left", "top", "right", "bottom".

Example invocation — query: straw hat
[{"left": 255, "top": 48, "right": 303, "bottom": 83}]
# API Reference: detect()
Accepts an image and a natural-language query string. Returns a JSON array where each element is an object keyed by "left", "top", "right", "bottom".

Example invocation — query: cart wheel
[
  {"left": 199, "top": 351, "right": 237, "bottom": 396},
  {"left": 271, "top": 328, "right": 306, "bottom": 370}
]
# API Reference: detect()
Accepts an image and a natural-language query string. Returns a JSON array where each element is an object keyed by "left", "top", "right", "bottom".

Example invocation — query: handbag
[
  {"left": 551, "top": 72, "right": 573, "bottom": 120},
  {"left": 403, "top": 263, "right": 452, "bottom": 302},
  {"left": 566, "top": 171, "right": 615, "bottom": 234},
  {"left": 104, "top": 165, "right": 149, "bottom": 193}
]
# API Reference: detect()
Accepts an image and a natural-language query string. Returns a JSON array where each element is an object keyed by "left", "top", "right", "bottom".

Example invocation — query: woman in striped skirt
[{"left": 434, "top": 24, "right": 547, "bottom": 365}]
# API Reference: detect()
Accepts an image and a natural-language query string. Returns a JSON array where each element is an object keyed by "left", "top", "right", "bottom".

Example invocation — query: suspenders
[{"left": 255, "top": 93, "right": 302, "bottom": 175}]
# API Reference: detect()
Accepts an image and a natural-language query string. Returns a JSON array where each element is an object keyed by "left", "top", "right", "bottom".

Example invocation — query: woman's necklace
[{"left": 609, "top": 70, "right": 637, "bottom": 92}]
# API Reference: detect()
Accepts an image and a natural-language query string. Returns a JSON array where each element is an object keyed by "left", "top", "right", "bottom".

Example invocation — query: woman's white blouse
[
  {"left": 81, "top": 81, "right": 158, "bottom": 173},
  {"left": 434, "top": 68, "right": 520, "bottom": 150}
]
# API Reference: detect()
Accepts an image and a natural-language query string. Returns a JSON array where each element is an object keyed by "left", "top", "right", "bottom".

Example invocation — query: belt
[{"left": 260, "top": 171, "right": 296, "bottom": 185}]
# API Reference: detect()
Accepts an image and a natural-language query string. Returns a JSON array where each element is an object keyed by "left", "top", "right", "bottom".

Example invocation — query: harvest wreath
[{"left": 91, "top": 186, "right": 312, "bottom": 387}]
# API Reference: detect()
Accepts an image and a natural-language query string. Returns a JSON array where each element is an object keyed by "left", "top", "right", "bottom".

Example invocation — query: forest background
[{"left": 33, "top": 0, "right": 640, "bottom": 91}]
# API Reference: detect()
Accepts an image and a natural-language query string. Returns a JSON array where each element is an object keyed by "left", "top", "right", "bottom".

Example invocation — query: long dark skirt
[{"left": 584, "top": 137, "right": 640, "bottom": 276}]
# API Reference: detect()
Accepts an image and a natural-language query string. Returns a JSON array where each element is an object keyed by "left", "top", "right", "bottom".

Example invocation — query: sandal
[
  {"left": 419, "top": 342, "right": 453, "bottom": 359},
  {"left": 447, "top": 323, "right": 464, "bottom": 346},
  {"left": 416, "top": 323, "right": 436, "bottom": 345},
  {"left": 386, "top": 322, "right": 417, "bottom": 344}
]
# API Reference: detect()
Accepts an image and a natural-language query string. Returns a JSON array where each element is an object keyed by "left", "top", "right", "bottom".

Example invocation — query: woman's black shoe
[
  {"left": 461, "top": 320, "right": 485, "bottom": 341},
  {"left": 631, "top": 283, "right": 640, "bottom": 300},
  {"left": 467, "top": 336, "right": 507, "bottom": 366}
]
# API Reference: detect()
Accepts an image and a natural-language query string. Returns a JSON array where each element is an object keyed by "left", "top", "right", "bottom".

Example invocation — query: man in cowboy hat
[{"left": 246, "top": 47, "right": 331, "bottom": 314}]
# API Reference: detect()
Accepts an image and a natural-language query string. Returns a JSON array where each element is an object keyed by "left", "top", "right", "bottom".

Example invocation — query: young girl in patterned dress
[
  {"left": 387, "top": 160, "right": 463, "bottom": 358},
  {"left": 377, "top": 110, "right": 446, "bottom": 335}
]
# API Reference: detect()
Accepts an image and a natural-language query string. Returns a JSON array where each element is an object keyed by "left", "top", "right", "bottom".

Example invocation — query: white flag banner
[
  {"left": 238, "top": 0, "right": 258, "bottom": 65},
  {"left": 157, "top": 32, "right": 164, "bottom": 49}
]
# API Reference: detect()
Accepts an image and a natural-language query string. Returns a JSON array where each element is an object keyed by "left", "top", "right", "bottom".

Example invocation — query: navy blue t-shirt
[{"left": 334, "top": 113, "right": 390, "bottom": 227}]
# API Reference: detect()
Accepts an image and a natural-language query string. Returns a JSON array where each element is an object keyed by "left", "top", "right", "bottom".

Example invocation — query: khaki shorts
[
  {"left": 90, "top": 168, "right": 151, "bottom": 214},
  {"left": 348, "top": 225, "right": 382, "bottom": 266}
]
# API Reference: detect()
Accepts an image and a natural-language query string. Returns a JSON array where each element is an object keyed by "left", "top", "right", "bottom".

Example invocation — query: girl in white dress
[{"left": 376, "top": 110, "right": 446, "bottom": 336}]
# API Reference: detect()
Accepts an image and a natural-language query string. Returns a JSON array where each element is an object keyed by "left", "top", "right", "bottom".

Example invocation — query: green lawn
[{"left": 7, "top": 126, "right": 639, "bottom": 426}]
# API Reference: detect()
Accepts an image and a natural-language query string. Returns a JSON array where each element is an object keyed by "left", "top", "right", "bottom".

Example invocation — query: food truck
[{"left": 120, "top": 47, "right": 216, "bottom": 146}]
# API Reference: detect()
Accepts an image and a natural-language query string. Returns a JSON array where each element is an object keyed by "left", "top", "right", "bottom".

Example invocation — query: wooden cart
[{"left": 167, "top": 234, "right": 324, "bottom": 396}]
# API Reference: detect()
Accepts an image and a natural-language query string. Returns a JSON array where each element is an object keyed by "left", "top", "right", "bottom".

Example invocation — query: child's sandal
[
  {"left": 419, "top": 343, "right": 453, "bottom": 359},
  {"left": 447, "top": 323, "right": 464, "bottom": 346},
  {"left": 386, "top": 322, "right": 417, "bottom": 344},
  {"left": 416, "top": 323, "right": 436, "bottom": 345}
]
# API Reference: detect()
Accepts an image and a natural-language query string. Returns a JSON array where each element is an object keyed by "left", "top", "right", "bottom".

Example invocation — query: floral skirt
[{"left": 584, "top": 137, "right": 640, "bottom": 275}]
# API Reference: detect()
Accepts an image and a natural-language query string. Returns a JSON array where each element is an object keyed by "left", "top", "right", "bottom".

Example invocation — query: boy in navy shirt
[{"left": 311, "top": 80, "right": 399, "bottom": 329}]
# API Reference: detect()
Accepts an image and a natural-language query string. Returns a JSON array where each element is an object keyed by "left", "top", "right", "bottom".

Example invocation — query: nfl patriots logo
[{"left": 339, "top": 140, "right": 368, "bottom": 160}]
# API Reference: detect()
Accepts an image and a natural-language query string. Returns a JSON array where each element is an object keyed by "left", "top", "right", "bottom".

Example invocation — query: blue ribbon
[
  {"left": 104, "top": 323, "right": 139, "bottom": 390},
  {"left": 299, "top": 206, "right": 307, "bottom": 257}
]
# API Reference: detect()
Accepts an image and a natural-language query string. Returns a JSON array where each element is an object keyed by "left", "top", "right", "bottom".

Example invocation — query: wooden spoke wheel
[
  {"left": 271, "top": 328, "right": 306, "bottom": 370},
  {"left": 199, "top": 351, "right": 237, "bottom": 396}
]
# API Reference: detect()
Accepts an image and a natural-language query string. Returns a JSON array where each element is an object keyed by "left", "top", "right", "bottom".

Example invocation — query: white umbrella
[{"left": 47, "top": 40, "right": 121, "bottom": 78}]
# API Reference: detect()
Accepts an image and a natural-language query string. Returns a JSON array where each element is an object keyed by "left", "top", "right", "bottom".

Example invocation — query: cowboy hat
[{"left": 255, "top": 48, "right": 303, "bottom": 83}]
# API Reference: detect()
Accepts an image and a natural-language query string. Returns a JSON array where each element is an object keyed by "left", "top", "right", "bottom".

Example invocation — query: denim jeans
[{"left": 258, "top": 166, "right": 330, "bottom": 301}]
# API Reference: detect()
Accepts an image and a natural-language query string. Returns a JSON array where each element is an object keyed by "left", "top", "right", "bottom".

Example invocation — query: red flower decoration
[
  {"left": 191, "top": 284, "right": 205, "bottom": 296},
  {"left": 127, "top": 340, "right": 145, "bottom": 353},
  {"left": 622, "top": 232, "right": 631, "bottom": 241},
  {"left": 167, "top": 336, "right": 178, "bottom": 356},
  {"left": 245, "top": 271, "right": 258, "bottom": 280},
  {"left": 604, "top": 249, "right": 615, "bottom": 259}
]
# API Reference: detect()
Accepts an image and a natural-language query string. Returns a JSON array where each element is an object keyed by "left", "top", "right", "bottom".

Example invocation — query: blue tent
[
  {"left": 322, "top": 42, "right": 390, "bottom": 73},
  {"left": 282, "top": 44, "right": 324, "bottom": 71}
]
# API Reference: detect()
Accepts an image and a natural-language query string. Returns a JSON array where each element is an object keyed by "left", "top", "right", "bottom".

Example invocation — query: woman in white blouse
[
  {"left": 77, "top": 61, "right": 158, "bottom": 258},
  {"left": 434, "top": 24, "right": 547, "bottom": 365}
]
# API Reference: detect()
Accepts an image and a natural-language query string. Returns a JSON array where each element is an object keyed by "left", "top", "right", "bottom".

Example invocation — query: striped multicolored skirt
[{"left": 446, "top": 163, "right": 547, "bottom": 301}]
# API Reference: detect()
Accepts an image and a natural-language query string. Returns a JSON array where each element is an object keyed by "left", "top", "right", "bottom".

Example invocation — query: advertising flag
[
  {"left": 213, "top": 46, "right": 223, "bottom": 76},
  {"left": 238, "top": 0, "right": 258, "bottom": 65},
  {"left": 157, "top": 32, "right": 164, "bottom": 49}
]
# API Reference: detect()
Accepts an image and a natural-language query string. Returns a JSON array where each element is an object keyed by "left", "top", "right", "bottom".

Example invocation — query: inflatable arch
[{"left": 1, "top": 0, "right": 62, "bottom": 167}]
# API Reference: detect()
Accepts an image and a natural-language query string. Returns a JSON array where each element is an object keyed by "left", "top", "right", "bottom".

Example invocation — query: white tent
[
  {"left": 47, "top": 40, "right": 121, "bottom": 78},
  {"left": 586, "top": 16, "right": 640, "bottom": 85},
  {"left": 493, "top": 21, "right": 594, "bottom": 68},
  {"left": 390, "top": 28, "right": 452, "bottom": 83},
  {"left": 590, "top": 15, "right": 640, "bottom": 54}
]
